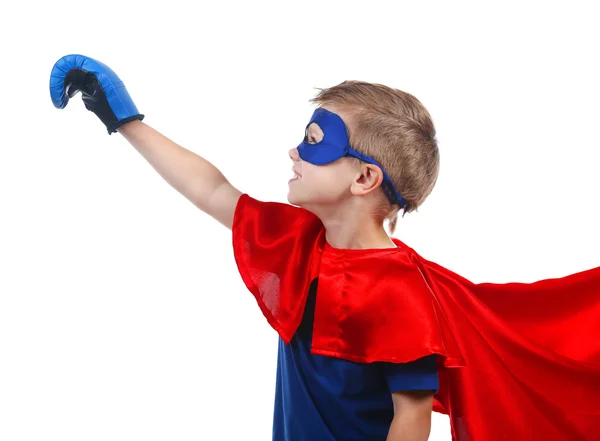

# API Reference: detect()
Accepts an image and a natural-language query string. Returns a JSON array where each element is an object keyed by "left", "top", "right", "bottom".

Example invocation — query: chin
[{"left": 286, "top": 193, "right": 302, "bottom": 207}]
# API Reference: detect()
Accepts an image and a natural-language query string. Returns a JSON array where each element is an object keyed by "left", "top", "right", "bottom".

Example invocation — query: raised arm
[
  {"left": 50, "top": 54, "right": 242, "bottom": 230},
  {"left": 118, "top": 121, "right": 242, "bottom": 230}
]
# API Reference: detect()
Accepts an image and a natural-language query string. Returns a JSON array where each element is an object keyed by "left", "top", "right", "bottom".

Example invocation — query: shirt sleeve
[{"left": 383, "top": 354, "right": 439, "bottom": 393}]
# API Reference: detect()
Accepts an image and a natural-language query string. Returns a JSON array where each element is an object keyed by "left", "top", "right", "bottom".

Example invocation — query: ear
[
  {"left": 363, "top": 163, "right": 384, "bottom": 188},
  {"left": 351, "top": 163, "right": 384, "bottom": 196}
]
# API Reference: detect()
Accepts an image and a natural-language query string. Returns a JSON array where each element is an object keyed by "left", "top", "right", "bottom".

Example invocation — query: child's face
[{"left": 287, "top": 104, "right": 360, "bottom": 210}]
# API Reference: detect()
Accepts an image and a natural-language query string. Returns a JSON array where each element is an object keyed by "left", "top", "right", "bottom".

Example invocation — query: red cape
[{"left": 232, "top": 193, "right": 600, "bottom": 441}]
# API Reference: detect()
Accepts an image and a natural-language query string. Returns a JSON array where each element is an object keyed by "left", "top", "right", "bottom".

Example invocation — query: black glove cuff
[{"left": 109, "top": 114, "right": 145, "bottom": 135}]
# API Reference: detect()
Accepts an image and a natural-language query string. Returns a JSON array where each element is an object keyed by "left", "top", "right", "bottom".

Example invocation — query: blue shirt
[{"left": 273, "top": 277, "right": 439, "bottom": 441}]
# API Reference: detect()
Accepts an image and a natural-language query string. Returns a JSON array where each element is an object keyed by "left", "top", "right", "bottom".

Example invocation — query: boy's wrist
[{"left": 116, "top": 119, "right": 143, "bottom": 135}]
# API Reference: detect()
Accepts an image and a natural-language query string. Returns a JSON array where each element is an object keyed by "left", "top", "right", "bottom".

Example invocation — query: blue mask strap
[{"left": 346, "top": 146, "right": 408, "bottom": 208}]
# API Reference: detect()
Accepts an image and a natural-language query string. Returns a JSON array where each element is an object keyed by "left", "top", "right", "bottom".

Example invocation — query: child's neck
[{"left": 324, "top": 228, "right": 396, "bottom": 250}]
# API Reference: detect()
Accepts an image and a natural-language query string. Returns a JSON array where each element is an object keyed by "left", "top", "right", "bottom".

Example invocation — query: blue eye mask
[{"left": 297, "top": 108, "right": 407, "bottom": 208}]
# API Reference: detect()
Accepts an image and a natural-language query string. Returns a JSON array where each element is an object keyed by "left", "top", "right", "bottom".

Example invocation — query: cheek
[{"left": 304, "top": 169, "right": 350, "bottom": 196}]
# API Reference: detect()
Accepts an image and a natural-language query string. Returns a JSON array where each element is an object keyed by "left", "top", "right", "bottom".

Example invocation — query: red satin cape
[{"left": 232, "top": 194, "right": 600, "bottom": 441}]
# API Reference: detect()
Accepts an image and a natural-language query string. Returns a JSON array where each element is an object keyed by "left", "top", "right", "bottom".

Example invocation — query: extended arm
[
  {"left": 118, "top": 121, "right": 242, "bottom": 230},
  {"left": 49, "top": 54, "right": 242, "bottom": 230}
]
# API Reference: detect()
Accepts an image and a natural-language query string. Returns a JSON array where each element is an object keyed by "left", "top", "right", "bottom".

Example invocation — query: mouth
[{"left": 289, "top": 169, "right": 302, "bottom": 183}]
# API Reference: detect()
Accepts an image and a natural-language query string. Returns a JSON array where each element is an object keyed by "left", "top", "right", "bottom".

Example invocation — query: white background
[{"left": 1, "top": 1, "right": 599, "bottom": 440}]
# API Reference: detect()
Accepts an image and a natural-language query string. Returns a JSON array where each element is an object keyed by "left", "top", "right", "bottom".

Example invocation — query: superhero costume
[
  {"left": 232, "top": 193, "right": 600, "bottom": 440},
  {"left": 273, "top": 273, "right": 440, "bottom": 441},
  {"left": 232, "top": 108, "right": 600, "bottom": 440}
]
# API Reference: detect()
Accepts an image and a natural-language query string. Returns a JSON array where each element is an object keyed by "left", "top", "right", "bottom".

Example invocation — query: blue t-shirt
[{"left": 273, "top": 277, "right": 439, "bottom": 441}]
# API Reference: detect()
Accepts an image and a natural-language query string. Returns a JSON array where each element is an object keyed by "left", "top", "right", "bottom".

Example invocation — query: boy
[{"left": 50, "top": 55, "right": 600, "bottom": 441}]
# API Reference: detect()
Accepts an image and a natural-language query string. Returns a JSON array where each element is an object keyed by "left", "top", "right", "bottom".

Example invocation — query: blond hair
[{"left": 309, "top": 80, "right": 440, "bottom": 235}]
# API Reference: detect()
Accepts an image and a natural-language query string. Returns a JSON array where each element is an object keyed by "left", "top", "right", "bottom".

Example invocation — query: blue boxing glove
[{"left": 50, "top": 54, "right": 144, "bottom": 134}]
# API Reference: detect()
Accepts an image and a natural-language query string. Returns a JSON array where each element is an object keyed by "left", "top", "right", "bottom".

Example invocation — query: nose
[{"left": 289, "top": 147, "right": 300, "bottom": 162}]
